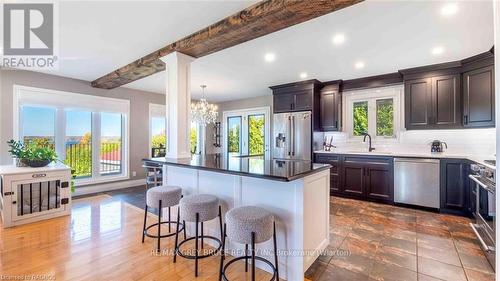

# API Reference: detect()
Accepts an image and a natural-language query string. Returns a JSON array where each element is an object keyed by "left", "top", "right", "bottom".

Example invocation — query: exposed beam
[{"left": 91, "top": 0, "right": 363, "bottom": 89}]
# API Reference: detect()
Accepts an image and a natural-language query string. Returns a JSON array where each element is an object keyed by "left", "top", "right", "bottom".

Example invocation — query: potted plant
[{"left": 7, "top": 140, "right": 58, "bottom": 168}]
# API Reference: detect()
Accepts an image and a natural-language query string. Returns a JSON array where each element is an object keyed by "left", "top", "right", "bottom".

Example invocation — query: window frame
[
  {"left": 14, "top": 85, "right": 130, "bottom": 186},
  {"left": 343, "top": 85, "right": 403, "bottom": 143}
]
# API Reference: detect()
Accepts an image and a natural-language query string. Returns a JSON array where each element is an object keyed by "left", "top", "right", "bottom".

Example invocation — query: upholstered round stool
[
  {"left": 219, "top": 206, "right": 279, "bottom": 281},
  {"left": 142, "top": 185, "right": 185, "bottom": 252},
  {"left": 174, "top": 194, "right": 223, "bottom": 277}
]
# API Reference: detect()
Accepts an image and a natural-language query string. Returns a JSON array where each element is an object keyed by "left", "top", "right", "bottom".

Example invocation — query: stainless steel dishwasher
[{"left": 394, "top": 158, "right": 440, "bottom": 208}]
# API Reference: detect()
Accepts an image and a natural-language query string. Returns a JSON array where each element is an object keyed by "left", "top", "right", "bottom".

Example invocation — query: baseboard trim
[{"left": 72, "top": 178, "right": 145, "bottom": 196}]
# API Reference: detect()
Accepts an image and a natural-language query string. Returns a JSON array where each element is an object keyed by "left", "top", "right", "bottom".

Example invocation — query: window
[
  {"left": 345, "top": 86, "right": 402, "bottom": 140},
  {"left": 352, "top": 101, "right": 368, "bottom": 136},
  {"left": 15, "top": 85, "right": 129, "bottom": 186},
  {"left": 223, "top": 107, "right": 270, "bottom": 159},
  {"left": 227, "top": 116, "right": 242, "bottom": 155},
  {"left": 100, "top": 113, "right": 123, "bottom": 176},
  {"left": 248, "top": 114, "right": 265, "bottom": 155},
  {"left": 21, "top": 106, "right": 55, "bottom": 148},
  {"left": 149, "top": 104, "right": 166, "bottom": 157},
  {"left": 65, "top": 110, "right": 92, "bottom": 178},
  {"left": 189, "top": 122, "right": 204, "bottom": 154}
]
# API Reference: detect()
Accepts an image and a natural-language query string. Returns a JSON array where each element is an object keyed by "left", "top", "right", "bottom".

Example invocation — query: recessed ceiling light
[
  {"left": 299, "top": 72, "right": 308, "bottom": 79},
  {"left": 332, "top": 33, "right": 346, "bottom": 45},
  {"left": 432, "top": 46, "right": 444, "bottom": 55},
  {"left": 264, "top": 53, "right": 276, "bottom": 62},
  {"left": 441, "top": 3, "right": 458, "bottom": 17},
  {"left": 354, "top": 61, "right": 365, "bottom": 69}
]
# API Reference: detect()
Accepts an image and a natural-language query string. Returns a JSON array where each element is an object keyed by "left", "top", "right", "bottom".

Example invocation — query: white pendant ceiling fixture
[{"left": 191, "top": 85, "right": 218, "bottom": 126}]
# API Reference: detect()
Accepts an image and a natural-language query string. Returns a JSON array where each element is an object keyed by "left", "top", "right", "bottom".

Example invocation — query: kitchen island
[{"left": 144, "top": 154, "right": 331, "bottom": 281}]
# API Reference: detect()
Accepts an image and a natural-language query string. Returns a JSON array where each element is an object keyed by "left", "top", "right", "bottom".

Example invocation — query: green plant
[{"left": 7, "top": 139, "right": 58, "bottom": 162}]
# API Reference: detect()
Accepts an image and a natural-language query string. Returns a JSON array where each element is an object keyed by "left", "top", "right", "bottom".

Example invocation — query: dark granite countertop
[{"left": 143, "top": 154, "right": 331, "bottom": 182}]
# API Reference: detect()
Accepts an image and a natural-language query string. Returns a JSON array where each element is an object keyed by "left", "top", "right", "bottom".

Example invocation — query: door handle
[{"left": 291, "top": 115, "right": 295, "bottom": 156}]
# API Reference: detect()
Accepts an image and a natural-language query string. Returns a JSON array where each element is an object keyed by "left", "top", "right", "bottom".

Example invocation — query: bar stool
[
  {"left": 142, "top": 185, "right": 185, "bottom": 252},
  {"left": 174, "top": 194, "right": 223, "bottom": 277},
  {"left": 219, "top": 206, "right": 279, "bottom": 281}
]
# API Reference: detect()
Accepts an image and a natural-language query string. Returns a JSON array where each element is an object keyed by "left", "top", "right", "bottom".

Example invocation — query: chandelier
[{"left": 191, "top": 85, "right": 218, "bottom": 126}]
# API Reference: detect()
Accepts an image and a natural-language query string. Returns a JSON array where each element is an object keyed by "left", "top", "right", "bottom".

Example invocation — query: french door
[{"left": 223, "top": 107, "right": 270, "bottom": 160}]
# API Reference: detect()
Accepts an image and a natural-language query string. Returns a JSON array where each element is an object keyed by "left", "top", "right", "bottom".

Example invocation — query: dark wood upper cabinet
[
  {"left": 431, "top": 74, "right": 461, "bottom": 128},
  {"left": 405, "top": 78, "right": 432, "bottom": 129},
  {"left": 319, "top": 82, "right": 341, "bottom": 131},
  {"left": 463, "top": 65, "right": 495, "bottom": 128},
  {"left": 403, "top": 67, "right": 462, "bottom": 130},
  {"left": 270, "top": 80, "right": 321, "bottom": 114}
]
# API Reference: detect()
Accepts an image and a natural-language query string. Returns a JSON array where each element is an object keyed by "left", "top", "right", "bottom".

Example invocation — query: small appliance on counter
[
  {"left": 469, "top": 162, "right": 496, "bottom": 270},
  {"left": 430, "top": 140, "right": 447, "bottom": 153}
]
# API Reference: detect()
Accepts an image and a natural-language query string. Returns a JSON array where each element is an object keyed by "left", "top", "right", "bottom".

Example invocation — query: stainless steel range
[{"left": 469, "top": 162, "right": 496, "bottom": 270}]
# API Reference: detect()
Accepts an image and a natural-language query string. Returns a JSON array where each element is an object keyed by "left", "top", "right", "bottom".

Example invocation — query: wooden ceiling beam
[{"left": 91, "top": 0, "right": 363, "bottom": 89}]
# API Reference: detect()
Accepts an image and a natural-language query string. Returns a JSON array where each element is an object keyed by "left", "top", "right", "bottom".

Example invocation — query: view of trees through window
[
  {"left": 151, "top": 117, "right": 166, "bottom": 157},
  {"left": 353, "top": 101, "right": 368, "bottom": 136},
  {"left": 248, "top": 115, "right": 265, "bottom": 155},
  {"left": 376, "top": 99, "right": 394, "bottom": 137},
  {"left": 191, "top": 122, "right": 198, "bottom": 154},
  {"left": 352, "top": 98, "right": 394, "bottom": 138},
  {"left": 227, "top": 117, "right": 241, "bottom": 154}
]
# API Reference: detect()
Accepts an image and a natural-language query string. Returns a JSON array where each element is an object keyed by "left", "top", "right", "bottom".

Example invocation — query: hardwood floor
[{"left": 0, "top": 194, "right": 274, "bottom": 281}]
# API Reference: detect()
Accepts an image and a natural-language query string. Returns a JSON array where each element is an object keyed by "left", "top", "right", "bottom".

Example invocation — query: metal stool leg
[
  {"left": 251, "top": 232, "right": 256, "bottom": 281},
  {"left": 173, "top": 206, "right": 180, "bottom": 263},
  {"left": 142, "top": 204, "right": 148, "bottom": 243},
  {"left": 201, "top": 222, "right": 204, "bottom": 249},
  {"left": 218, "top": 223, "right": 226, "bottom": 281},
  {"left": 168, "top": 206, "right": 171, "bottom": 233},
  {"left": 157, "top": 200, "right": 162, "bottom": 252},
  {"left": 195, "top": 212, "right": 200, "bottom": 277},
  {"left": 273, "top": 221, "right": 279, "bottom": 280},
  {"left": 245, "top": 244, "right": 249, "bottom": 272},
  {"left": 183, "top": 220, "right": 187, "bottom": 240}
]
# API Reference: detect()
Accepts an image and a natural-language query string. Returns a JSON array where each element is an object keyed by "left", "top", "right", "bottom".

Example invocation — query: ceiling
[{"left": 27, "top": 0, "right": 495, "bottom": 102}]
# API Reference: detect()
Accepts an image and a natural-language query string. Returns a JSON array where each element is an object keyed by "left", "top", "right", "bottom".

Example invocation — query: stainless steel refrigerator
[{"left": 273, "top": 111, "right": 312, "bottom": 161}]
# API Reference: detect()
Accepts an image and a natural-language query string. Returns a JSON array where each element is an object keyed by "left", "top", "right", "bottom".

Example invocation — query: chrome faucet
[{"left": 362, "top": 133, "right": 375, "bottom": 152}]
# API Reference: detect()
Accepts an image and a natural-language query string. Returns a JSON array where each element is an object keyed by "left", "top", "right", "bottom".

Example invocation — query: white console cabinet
[{"left": 0, "top": 163, "right": 72, "bottom": 228}]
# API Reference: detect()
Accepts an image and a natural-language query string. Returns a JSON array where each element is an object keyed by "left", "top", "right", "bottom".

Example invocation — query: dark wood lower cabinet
[
  {"left": 314, "top": 154, "right": 341, "bottom": 195},
  {"left": 440, "top": 159, "right": 471, "bottom": 216},
  {"left": 315, "top": 154, "right": 393, "bottom": 203},
  {"left": 365, "top": 162, "right": 393, "bottom": 202}
]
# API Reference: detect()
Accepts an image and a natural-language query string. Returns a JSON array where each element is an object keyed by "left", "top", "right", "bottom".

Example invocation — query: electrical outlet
[{"left": 132, "top": 171, "right": 137, "bottom": 177}]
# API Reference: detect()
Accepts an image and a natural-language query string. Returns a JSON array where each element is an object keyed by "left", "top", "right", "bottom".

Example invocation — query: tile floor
[
  {"left": 78, "top": 187, "right": 495, "bottom": 281},
  {"left": 305, "top": 197, "right": 495, "bottom": 281}
]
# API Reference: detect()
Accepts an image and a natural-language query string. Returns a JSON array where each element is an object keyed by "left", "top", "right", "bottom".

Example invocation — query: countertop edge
[{"left": 143, "top": 158, "right": 332, "bottom": 182}]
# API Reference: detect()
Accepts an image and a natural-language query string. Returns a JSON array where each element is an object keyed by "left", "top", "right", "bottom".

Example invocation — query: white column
[{"left": 160, "top": 52, "right": 195, "bottom": 159}]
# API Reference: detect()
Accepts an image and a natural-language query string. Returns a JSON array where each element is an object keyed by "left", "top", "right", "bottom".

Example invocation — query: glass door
[{"left": 224, "top": 108, "right": 270, "bottom": 159}]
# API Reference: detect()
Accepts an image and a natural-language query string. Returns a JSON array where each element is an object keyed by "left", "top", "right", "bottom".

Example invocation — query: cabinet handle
[
  {"left": 464, "top": 115, "right": 468, "bottom": 125},
  {"left": 335, "top": 121, "right": 338, "bottom": 128}
]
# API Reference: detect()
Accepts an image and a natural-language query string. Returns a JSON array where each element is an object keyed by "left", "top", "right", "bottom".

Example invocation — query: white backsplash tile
[{"left": 323, "top": 128, "right": 496, "bottom": 156}]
